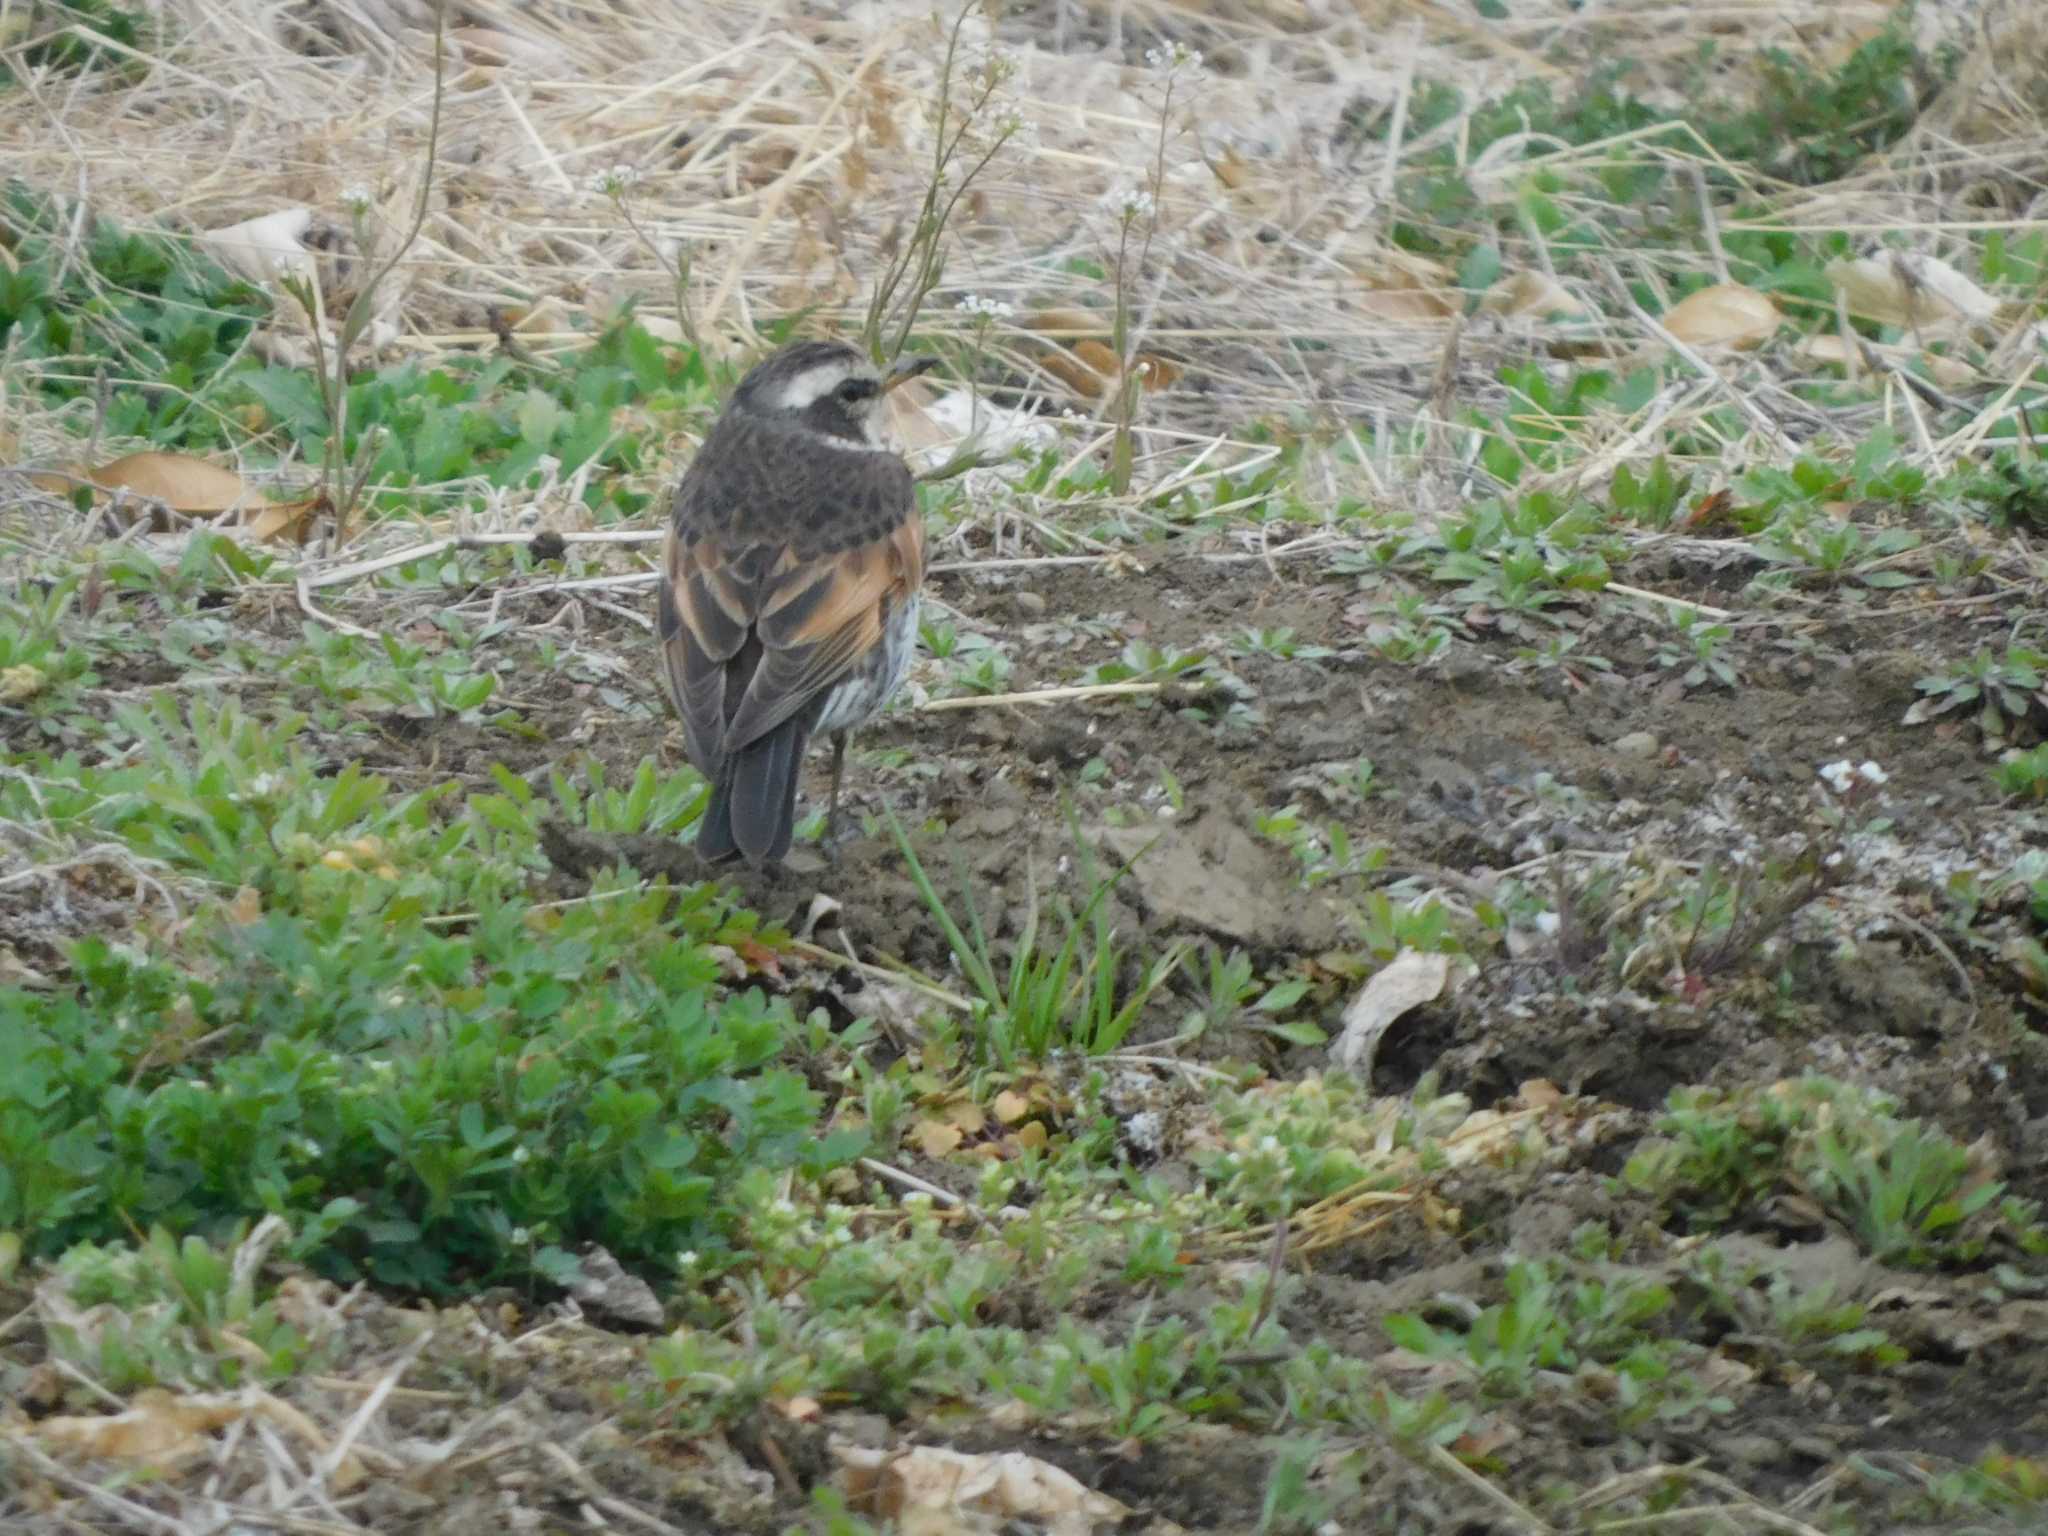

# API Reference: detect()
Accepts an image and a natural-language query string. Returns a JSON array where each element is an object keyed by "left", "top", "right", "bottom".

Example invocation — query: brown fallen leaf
[
  {"left": 1071, "top": 338, "right": 1123, "bottom": 379},
  {"left": 1353, "top": 251, "right": 1459, "bottom": 324},
  {"left": 1795, "top": 332, "right": 1979, "bottom": 389},
  {"left": 1826, "top": 253, "right": 2000, "bottom": 334},
  {"left": 38, "top": 1389, "right": 242, "bottom": 1467},
  {"left": 940, "top": 1098, "right": 987, "bottom": 1137},
  {"left": 1041, "top": 346, "right": 1110, "bottom": 398},
  {"left": 914, "top": 1118, "right": 965, "bottom": 1159},
  {"left": 1661, "top": 283, "right": 1780, "bottom": 350},
  {"left": 1483, "top": 270, "right": 1586, "bottom": 320},
  {"left": 835, "top": 1441, "right": 1130, "bottom": 1536},
  {"left": 244, "top": 496, "right": 323, "bottom": 544},
  {"left": 1025, "top": 307, "right": 1107, "bottom": 340},
  {"left": 34, "top": 451, "right": 276, "bottom": 534}
]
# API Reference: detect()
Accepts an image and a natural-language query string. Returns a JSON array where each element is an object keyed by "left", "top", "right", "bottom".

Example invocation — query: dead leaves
[
  {"left": 1353, "top": 252, "right": 1460, "bottom": 326},
  {"left": 911, "top": 1080, "right": 1055, "bottom": 1162},
  {"left": 835, "top": 1441, "right": 1130, "bottom": 1536},
  {"left": 1660, "top": 282, "right": 1781, "bottom": 351},
  {"left": 1826, "top": 251, "right": 2001, "bottom": 337},
  {"left": 1330, "top": 949, "right": 1457, "bottom": 1080},
  {"left": 1025, "top": 310, "right": 1185, "bottom": 402},
  {"left": 34, "top": 1388, "right": 368, "bottom": 1489},
  {"left": 27, "top": 450, "right": 318, "bottom": 543}
]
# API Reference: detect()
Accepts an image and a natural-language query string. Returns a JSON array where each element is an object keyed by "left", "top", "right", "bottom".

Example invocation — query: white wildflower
[
  {"left": 1144, "top": 42, "right": 1205, "bottom": 77},
  {"left": 973, "top": 45, "right": 1017, "bottom": 87},
  {"left": 1818, "top": 760, "right": 1856, "bottom": 795},
  {"left": 1104, "top": 184, "right": 1157, "bottom": 222},
  {"left": 1001, "top": 113, "right": 1041, "bottom": 149},
  {"left": 1856, "top": 760, "right": 1888, "bottom": 786},
  {"left": 676, "top": 1249, "right": 699, "bottom": 1269},
  {"left": 511, "top": 1144, "right": 531, "bottom": 1166},
  {"left": 1125, "top": 1109, "right": 1165, "bottom": 1152},
  {"left": 955, "top": 293, "right": 1015, "bottom": 320},
  {"left": 510, "top": 1227, "right": 530, "bottom": 1246},
  {"left": 592, "top": 164, "right": 642, "bottom": 198},
  {"left": 340, "top": 184, "right": 371, "bottom": 213}
]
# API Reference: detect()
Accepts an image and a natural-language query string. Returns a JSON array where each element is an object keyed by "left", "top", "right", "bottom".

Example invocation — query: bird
[{"left": 656, "top": 339, "right": 939, "bottom": 867}]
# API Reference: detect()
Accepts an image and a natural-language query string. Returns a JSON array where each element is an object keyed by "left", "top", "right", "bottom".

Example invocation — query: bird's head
[{"left": 731, "top": 340, "right": 939, "bottom": 447}]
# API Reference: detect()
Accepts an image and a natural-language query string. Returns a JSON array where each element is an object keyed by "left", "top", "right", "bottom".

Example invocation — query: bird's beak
[{"left": 882, "top": 355, "right": 941, "bottom": 394}]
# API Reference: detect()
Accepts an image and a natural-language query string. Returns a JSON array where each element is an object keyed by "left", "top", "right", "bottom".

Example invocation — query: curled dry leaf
[
  {"left": 38, "top": 1389, "right": 242, "bottom": 1468},
  {"left": 1038, "top": 342, "right": 1177, "bottom": 400},
  {"left": 1353, "top": 251, "right": 1458, "bottom": 325},
  {"left": 1483, "top": 270, "right": 1586, "bottom": 320},
  {"left": 1071, "top": 338, "right": 1122, "bottom": 379},
  {"left": 1026, "top": 308, "right": 1107, "bottom": 341},
  {"left": 1796, "top": 333, "right": 1980, "bottom": 390},
  {"left": 29, "top": 451, "right": 246, "bottom": 516},
  {"left": 1041, "top": 345, "right": 1110, "bottom": 398},
  {"left": 1331, "top": 949, "right": 1454, "bottom": 1079},
  {"left": 200, "top": 207, "right": 320, "bottom": 288},
  {"left": 1826, "top": 253, "right": 2000, "bottom": 334},
  {"left": 1660, "top": 283, "right": 1780, "bottom": 350},
  {"left": 834, "top": 1441, "right": 1130, "bottom": 1536}
]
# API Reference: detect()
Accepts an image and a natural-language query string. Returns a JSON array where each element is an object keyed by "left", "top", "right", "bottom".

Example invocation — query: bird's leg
[{"left": 824, "top": 730, "right": 851, "bottom": 850}]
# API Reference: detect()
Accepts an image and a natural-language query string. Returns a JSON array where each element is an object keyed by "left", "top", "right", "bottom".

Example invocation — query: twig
[
  {"left": 1603, "top": 581, "right": 1735, "bottom": 621},
  {"left": 784, "top": 937, "right": 973, "bottom": 1013},
  {"left": 538, "top": 1441, "right": 696, "bottom": 1536},
  {"left": 857, "top": 1156, "right": 965, "bottom": 1206},
  {"left": 310, "top": 1329, "right": 431, "bottom": 1490},
  {"left": 1427, "top": 1443, "right": 1556, "bottom": 1534},
  {"left": 295, "top": 568, "right": 381, "bottom": 639},
  {"left": 1, "top": 1435, "right": 188, "bottom": 1534},
  {"left": 918, "top": 681, "right": 1162, "bottom": 712},
  {"left": 301, "top": 530, "right": 659, "bottom": 592}
]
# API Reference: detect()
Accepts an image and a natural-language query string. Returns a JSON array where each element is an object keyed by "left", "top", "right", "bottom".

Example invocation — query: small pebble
[{"left": 1613, "top": 730, "right": 1659, "bottom": 760}]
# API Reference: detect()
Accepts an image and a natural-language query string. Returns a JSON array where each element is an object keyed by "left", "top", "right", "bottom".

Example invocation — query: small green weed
[
  {"left": 1, "top": 182, "right": 268, "bottom": 451},
  {"left": 1994, "top": 744, "right": 2048, "bottom": 803},
  {"left": 888, "top": 811, "right": 1184, "bottom": 1061},
  {"left": 1627, "top": 1077, "right": 2048, "bottom": 1269},
  {"left": 1907, "top": 647, "right": 2047, "bottom": 748}
]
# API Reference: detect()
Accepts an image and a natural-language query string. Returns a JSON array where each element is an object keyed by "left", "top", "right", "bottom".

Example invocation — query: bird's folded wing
[{"left": 659, "top": 514, "right": 924, "bottom": 768}]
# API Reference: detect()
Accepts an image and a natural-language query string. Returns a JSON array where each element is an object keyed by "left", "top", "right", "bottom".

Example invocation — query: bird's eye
[{"left": 837, "top": 378, "right": 876, "bottom": 403}]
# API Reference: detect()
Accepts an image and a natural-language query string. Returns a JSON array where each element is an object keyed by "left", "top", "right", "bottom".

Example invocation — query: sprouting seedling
[
  {"left": 276, "top": 6, "right": 447, "bottom": 539},
  {"left": 858, "top": 2, "right": 1031, "bottom": 367}
]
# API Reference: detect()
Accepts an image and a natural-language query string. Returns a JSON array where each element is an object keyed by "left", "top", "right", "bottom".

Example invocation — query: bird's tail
[{"left": 697, "top": 718, "right": 808, "bottom": 866}]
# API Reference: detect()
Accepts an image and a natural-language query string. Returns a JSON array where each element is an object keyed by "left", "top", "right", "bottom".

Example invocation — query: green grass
[
  {"left": 3, "top": 181, "right": 718, "bottom": 520},
  {"left": 8, "top": 8, "right": 2048, "bottom": 1530}
]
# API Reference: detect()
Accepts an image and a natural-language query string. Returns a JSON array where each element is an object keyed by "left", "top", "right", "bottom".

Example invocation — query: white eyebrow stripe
[{"left": 774, "top": 361, "right": 856, "bottom": 411}]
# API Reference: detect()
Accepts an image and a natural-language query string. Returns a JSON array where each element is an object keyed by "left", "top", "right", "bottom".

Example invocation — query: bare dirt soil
[{"left": 509, "top": 544, "right": 2048, "bottom": 1529}]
